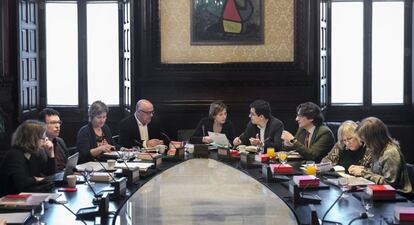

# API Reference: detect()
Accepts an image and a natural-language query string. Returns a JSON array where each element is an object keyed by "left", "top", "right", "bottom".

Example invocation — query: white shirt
[
  {"left": 135, "top": 113, "right": 149, "bottom": 147},
  {"left": 257, "top": 119, "right": 268, "bottom": 143}
]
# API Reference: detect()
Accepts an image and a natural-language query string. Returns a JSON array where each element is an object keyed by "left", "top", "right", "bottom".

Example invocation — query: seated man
[
  {"left": 39, "top": 108, "right": 70, "bottom": 172},
  {"left": 281, "top": 102, "right": 335, "bottom": 162},
  {"left": 233, "top": 100, "right": 284, "bottom": 152},
  {"left": 119, "top": 99, "right": 164, "bottom": 148}
]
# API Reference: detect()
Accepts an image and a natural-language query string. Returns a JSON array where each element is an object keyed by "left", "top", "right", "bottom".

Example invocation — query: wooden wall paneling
[{"left": 17, "top": 0, "right": 40, "bottom": 119}]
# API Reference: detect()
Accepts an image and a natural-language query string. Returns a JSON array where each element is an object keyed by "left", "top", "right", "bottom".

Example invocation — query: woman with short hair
[
  {"left": 76, "top": 100, "right": 119, "bottom": 164},
  {"left": 191, "top": 101, "right": 235, "bottom": 146},
  {"left": 0, "top": 120, "right": 55, "bottom": 196},
  {"left": 321, "top": 120, "right": 372, "bottom": 173},
  {"left": 348, "top": 117, "right": 412, "bottom": 194}
]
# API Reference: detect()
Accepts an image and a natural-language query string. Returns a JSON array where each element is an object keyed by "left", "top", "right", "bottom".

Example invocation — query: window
[
  {"left": 45, "top": 1, "right": 123, "bottom": 107},
  {"left": 325, "top": 0, "right": 407, "bottom": 106}
]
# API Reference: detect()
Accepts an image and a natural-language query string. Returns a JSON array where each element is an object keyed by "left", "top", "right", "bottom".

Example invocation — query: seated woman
[
  {"left": 0, "top": 120, "right": 55, "bottom": 196},
  {"left": 321, "top": 120, "right": 372, "bottom": 173},
  {"left": 348, "top": 117, "right": 412, "bottom": 194},
  {"left": 77, "top": 100, "right": 120, "bottom": 164},
  {"left": 190, "top": 101, "right": 235, "bottom": 146}
]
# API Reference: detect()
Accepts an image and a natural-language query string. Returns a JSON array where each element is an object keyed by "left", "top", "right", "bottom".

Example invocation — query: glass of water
[{"left": 31, "top": 201, "right": 44, "bottom": 225}]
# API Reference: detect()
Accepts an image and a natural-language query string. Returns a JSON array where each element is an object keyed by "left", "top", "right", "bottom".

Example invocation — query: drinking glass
[
  {"left": 361, "top": 193, "right": 374, "bottom": 217},
  {"left": 338, "top": 177, "right": 349, "bottom": 198},
  {"left": 31, "top": 201, "right": 44, "bottom": 225},
  {"left": 267, "top": 147, "right": 275, "bottom": 162},
  {"left": 277, "top": 151, "right": 288, "bottom": 164},
  {"left": 305, "top": 161, "right": 317, "bottom": 175}
]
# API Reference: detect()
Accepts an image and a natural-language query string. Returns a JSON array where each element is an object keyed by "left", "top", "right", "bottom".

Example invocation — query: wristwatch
[{"left": 289, "top": 138, "right": 297, "bottom": 144}]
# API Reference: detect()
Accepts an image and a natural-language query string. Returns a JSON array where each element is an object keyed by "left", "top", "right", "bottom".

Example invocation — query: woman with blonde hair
[
  {"left": 349, "top": 117, "right": 412, "bottom": 194},
  {"left": 322, "top": 120, "right": 371, "bottom": 173},
  {"left": 0, "top": 120, "right": 55, "bottom": 196}
]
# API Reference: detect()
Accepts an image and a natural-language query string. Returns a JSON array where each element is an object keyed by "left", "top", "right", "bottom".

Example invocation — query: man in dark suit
[
  {"left": 233, "top": 100, "right": 284, "bottom": 152},
  {"left": 281, "top": 102, "right": 335, "bottom": 162},
  {"left": 38, "top": 108, "right": 70, "bottom": 172},
  {"left": 119, "top": 99, "right": 164, "bottom": 148}
]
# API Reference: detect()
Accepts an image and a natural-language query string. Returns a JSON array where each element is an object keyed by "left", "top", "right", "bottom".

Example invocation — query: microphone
[
  {"left": 133, "top": 139, "right": 144, "bottom": 149},
  {"left": 160, "top": 132, "right": 185, "bottom": 159},
  {"left": 112, "top": 150, "right": 141, "bottom": 185},
  {"left": 202, "top": 125, "right": 206, "bottom": 136},
  {"left": 48, "top": 199, "right": 87, "bottom": 225},
  {"left": 76, "top": 171, "right": 110, "bottom": 221},
  {"left": 93, "top": 159, "right": 127, "bottom": 199}
]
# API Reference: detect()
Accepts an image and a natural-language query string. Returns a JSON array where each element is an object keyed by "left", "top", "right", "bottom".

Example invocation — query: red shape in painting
[{"left": 223, "top": 0, "right": 241, "bottom": 22}]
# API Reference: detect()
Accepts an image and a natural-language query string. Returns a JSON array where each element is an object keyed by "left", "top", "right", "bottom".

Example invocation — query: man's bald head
[{"left": 135, "top": 99, "right": 154, "bottom": 125}]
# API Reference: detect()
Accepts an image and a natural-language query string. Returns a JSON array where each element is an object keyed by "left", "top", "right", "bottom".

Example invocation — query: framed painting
[{"left": 191, "top": 0, "right": 264, "bottom": 45}]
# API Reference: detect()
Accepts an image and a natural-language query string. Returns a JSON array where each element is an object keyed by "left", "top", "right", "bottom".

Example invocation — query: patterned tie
[{"left": 304, "top": 131, "right": 310, "bottom": 149}]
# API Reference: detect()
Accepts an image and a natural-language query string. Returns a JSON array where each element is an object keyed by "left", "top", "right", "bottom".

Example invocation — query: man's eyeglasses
[
  {"left": 47, "top": 121, "right": 63, "bottom": 125},
  {"left": 139, "top": 110, "right": 155, "bottom": 115}
]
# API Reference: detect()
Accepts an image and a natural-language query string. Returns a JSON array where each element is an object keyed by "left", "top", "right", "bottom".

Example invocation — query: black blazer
[
  {"left": 119, "top": 115, "right": 164, "bottom": 148},
  {"left": 76, "top": 123, "right": 117, "bottom": 164},
  {"left": 0, "top": 148, "right": 55, "bottom": 196},
  {"left": 239, "top": 116, "right": 284, "bottom": 151},
  {"left": 190, "top": 117, "right": 235, "bottom": 144}
]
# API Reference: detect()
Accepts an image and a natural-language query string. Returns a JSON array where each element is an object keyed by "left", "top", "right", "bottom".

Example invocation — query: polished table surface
[{"left": 115, "top": 158, "right": 298, "bottom": 225}]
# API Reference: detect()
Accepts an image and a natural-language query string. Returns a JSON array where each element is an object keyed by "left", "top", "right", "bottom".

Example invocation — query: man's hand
[
  {"left": 249, "top": 134, "right": 261, "bottom": 146},
  {"left": 147, "top": 139, "right": 164, "bottom": 147},
  {"left": 41, "top": 139, "right": 55, "bottom": 158},
  {"left": 233, "top": 137, "right": 241, "bottom": 146}
]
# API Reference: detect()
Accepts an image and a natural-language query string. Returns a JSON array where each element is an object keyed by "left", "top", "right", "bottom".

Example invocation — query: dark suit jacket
[
  {"left": 76, "top": 123, "right": 117, "bottom": 164},
  {"left": 190, "top": 117, "right": 235, "bottom": 145},
  {"left": 0, "top": 148, "right": 55, "bottom": 196},
  {"left": 285, "top": 125, "right": 335, "bottom": 162},
  {"left": 39, "top": 137, "right": 70, "bottom": 171},
  {"left": 119, "top": 115, "right": 164, "bottom": 148},
  {"left": 240, "top": 116, "right": 284, "bottom": 151}
]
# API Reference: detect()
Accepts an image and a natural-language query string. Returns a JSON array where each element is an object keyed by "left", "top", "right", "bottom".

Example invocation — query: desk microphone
[
  {"left": 202, "top": 125, "right": 206, "bottom": 136},
  {"left": 94, "top": 158, "right": 127, "bottom": 199},
  {"left": 290, "top": 175, "right": 321, "bottom": 205},
  {"left": 48, "top": 199, "right": 87, "bottom": 225},
  {"left": 133, "top": 139, "right": 144, "bottom": 148},
  {"left": 160, "top": 132, "right": 177, "bottom": 148}
]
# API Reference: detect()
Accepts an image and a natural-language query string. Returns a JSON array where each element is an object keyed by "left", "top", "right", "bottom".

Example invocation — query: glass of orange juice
[
  {"left": 277, "top": 151, "right": 288, "bottom": 164},
  {"left": 267, "top": 147, "right": 275, "bottom": 159},
  {"left": 305, "top": 161, "right": 317, "bottom": 175}
]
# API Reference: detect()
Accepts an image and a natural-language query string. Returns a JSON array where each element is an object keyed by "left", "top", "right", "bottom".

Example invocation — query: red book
[
  {"left": 366, "top": 185, "right": 396, "bottom": 199},
  {"left": 270, "top": 163, "right": 293, "bottom": 174},
  {"left": 395, "top": 207, "right": 414, "bottom": 221},
  {"left": 229, "top": 150, "right": 239, "bottom": 157},
  {"left": 293, "top": 175, "right": 320, "bottom": 188},
  {"left": 255, "top": 154, "right": 269, "bottom": 162}
]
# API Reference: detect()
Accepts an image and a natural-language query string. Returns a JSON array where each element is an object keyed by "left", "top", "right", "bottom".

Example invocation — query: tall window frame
[
  {"left": 319, "top": 0, "right": 412, "bottom": 121},
  {"left": 17, "top": 0, "right": 132, "bottom": 120}
]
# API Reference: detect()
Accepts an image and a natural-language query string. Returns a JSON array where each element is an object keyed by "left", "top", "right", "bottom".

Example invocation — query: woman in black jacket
[
  {"left": 0, "top": 120, "right": 55, "bottom": 196},
  {"left": 191, "top": 101, "right": 235, "bottom": 146},
  {"left": 76, "top": 100, "right": 121, "bottom": 164}
]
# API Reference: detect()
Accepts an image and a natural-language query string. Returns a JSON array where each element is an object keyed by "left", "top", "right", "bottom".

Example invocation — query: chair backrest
[
  {"left": 177, "top": 129, "right": 195, "bottom": 142},
  {"left": 406, "top": 163, "right": 414, "bottom": 186}
]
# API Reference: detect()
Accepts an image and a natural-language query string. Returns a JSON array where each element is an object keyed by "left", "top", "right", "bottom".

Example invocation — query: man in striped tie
[{"left": 281, "top": 102, "right": 335, "bottom": 162}]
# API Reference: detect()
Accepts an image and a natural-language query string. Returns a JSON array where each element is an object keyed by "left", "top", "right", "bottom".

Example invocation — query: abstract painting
[{"left": 191, "top": 0, "right": 264, "bottom": 45}]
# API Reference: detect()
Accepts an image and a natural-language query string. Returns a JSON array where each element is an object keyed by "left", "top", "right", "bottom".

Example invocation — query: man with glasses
[
  {"left": 119, "top": 99, "right": 164, "bottom": 148},
  {"left": 38, "top": 108, "right": 69, "bottom": 172},
  {"left": 281, "top": 102, "right": 335, "bottom": 162},
  {"left": 233, "top": 100, "right": 284, "bottom": 152}
]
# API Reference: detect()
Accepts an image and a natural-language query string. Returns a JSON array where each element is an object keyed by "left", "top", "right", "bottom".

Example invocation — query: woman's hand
[
  {"left": 41, "top": 139, "right": 55, "bottom": 158},
  {"left": 348, "top": 165, "right": 365, "bottom": 176},
  {"left": 202, "top": 136, "right": 213, "bottom": 144},
  {"left": 233, "top": 137, "right": 242, "bottom": 146}
]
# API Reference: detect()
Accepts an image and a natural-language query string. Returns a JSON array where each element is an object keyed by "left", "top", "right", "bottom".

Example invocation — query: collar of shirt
[
  {"left": 306, "top": 126, "right": 316, "bottom": 136},
  {"left": 134, "top": 113, "right": 146, "bottom": 127},
  {"left": 24, "top": 152, "right": 31, "bottom": 160}
]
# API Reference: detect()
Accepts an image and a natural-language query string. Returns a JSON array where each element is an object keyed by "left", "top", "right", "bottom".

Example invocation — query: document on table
[
  {"left": 0, "top": 212, "right": 30, "bottom": 224},
  {"left": 208, "top": 132, "right": 231, "bottom": 147}
]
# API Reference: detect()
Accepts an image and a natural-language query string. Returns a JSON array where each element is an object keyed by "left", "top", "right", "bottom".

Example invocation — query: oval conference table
[{"left": 114, "top": 158, "right": 298, "bottom": 225}]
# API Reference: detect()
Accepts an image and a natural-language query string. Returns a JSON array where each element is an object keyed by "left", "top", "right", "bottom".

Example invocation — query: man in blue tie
[{"left": 281, "top": 102, "right": 335, "bottom": 162}]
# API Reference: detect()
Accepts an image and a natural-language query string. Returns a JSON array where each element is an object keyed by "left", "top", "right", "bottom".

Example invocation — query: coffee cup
[
  {"left": 66, "top": 175, "right": 77, "bottom": 187},
  {"left": 156, "top": 145, "right": 167, "bottom": 154},
  {"left": 107, "top": 159, "right": 116, "bottom": 170}
]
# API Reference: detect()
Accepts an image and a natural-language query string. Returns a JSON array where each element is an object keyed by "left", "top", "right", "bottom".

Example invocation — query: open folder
[{"left": 208, "top": 132, "right": 231, "bottom": 147}]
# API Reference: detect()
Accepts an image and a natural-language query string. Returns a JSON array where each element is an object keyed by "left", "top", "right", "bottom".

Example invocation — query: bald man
[{"left": 119, "top": 99, "right": 164, "bottom": 148}]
